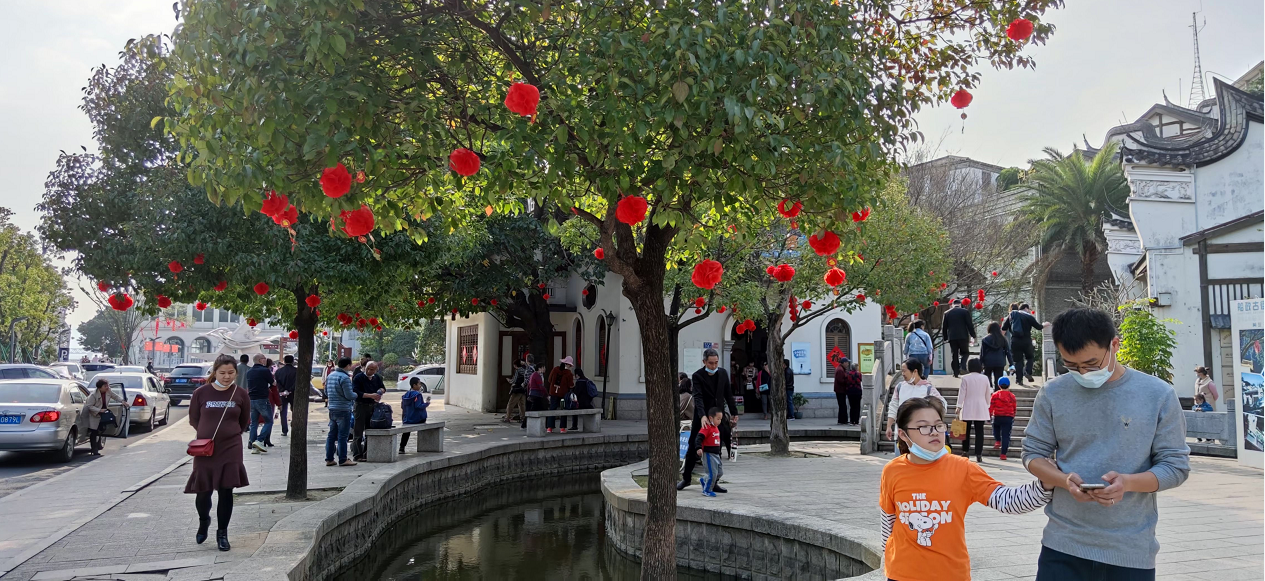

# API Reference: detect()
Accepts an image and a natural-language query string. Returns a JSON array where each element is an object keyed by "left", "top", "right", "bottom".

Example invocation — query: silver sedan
[
  {"left": 0, "top": 379, "right": 126, "bottom": 462},
  {"left": 92, "top": 373, "right": 173, "bottom": 433}
]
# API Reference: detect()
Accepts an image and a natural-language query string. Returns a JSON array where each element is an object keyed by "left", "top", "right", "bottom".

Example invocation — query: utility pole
[
  {"left": 7, "top": 316, "right": 29, "bottom": 363},
  {"left": 1187, "top": 12, "right": 1207, "bottom": 108}
]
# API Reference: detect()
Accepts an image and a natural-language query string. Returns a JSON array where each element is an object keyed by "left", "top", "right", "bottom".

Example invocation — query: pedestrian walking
[
  {"left": 1023, "top": 308, "right": 1190, "bottom": 580},
  {"left": 956, "top": 358, "right": 992, "bottom": 462},
  {"left": 678, "top": 348, "right": 738, "bottom": 490},
  {"left": 904, "top": 320, "right": 934, "bottom": 379},
  {"left": 696, "top": 408, "right": 727, "bottom": 497},
  {"left": 236, "top": 354, "right": 250, "bottom": 391},
  {"left": 979, "top": 322, "right": 1012, "bottom": 390},
  {"left": 244, "top": 354, "right": 273, "bottom": 454},
  {"left": 885, "top": 358, "right": 947, "bottom": 441},
  {"left": 323, "top": 357, "right": 357, "bottom": 466},
  {"left": 832, "top": 358, "right": 861, "bottom": 425},
  {"left": 990, "top": 377, "right": 1017, "bottom": 460},
  {"left": 1002, "top": 303, "right": 1046, "bottom": 385},
  {"left": 1193, "top": 366, "right": 1219, "bottom": 411},
  {"left": 546, "top": 356, "right": 575, "bottom": 433},
  {"left": 740, "top": 362, "right": 758, "bottom": 415},
  {"left": 186, "top": 354, "right": 251, "bottom": 552},
  {"left": 759, "top": 362, "right": 773, "bottom": 420},
  {"left": 783, "top": 358, "right": 796, "bottom": 420},
  {"left": 274, "top": 355, "right": 298, "bottom": 437},
  {"left": 504, "top": 358, "right": 529, "bottom": 422},
  {"left": 678, "top": 372, "right": 694, "bottom": 421},
  {"left": 522, "top": 355, "right": 547, "bottom": 430},
  {"left": 398, "top": 377, "right": 432, "bottom": 454},
  {"left": 146, "top": 360, "right": 156, "bottom": 375},
  {"left": 940, "top": 299, "right": 976, "bottom": 378},
  {"left": 351, "top": 361, "right": 385, "bottom": 461},
  {"left": 880, "top": 397, "right": 1052, "bottom": 581},
  {"left": 83, "top": 378, "right": 129, "bottom": 455}
]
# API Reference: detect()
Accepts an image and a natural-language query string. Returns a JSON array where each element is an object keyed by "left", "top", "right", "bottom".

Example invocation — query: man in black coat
[
  {"left": 274, "top": 355, "right": 298, "bottom": 436},
  {"left": 940, "top": 299, "right": 976, "bottom": 377},
  {"left": 678, "top": 348, "right": 739, "bottom": 491},
  {"left": 1002, "top": 303, "right": 1047, "bottom": 385}
]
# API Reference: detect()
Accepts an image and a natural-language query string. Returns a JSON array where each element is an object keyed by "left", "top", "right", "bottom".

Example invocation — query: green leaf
[{"left": 672, "top": 80, "right": 689, "bottom": 103}]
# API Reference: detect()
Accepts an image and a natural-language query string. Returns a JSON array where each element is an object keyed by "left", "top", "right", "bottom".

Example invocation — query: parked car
[
  {"left": 48, "top": 362, "right": 84, "bottom": 380},
  {"left": 163, "top": 363, "right": 211, "bottom": 405},
  {"left": 81, "top": 363, "right": 117, "bottom": 382},
  {"left": 397, "top": 364, "right": 444, "bottom": 393},
  {"left": 0, "top": 379, "right": 121, "bottom": 462},
  {"left": 92, "top": 372, "right": 172, "bottom": 432},
  {"left": 112, "top": 366, "right": 149, "bottom": 374},
  {"left": 0, "top": 364, "right": 63, "bottom": 380},
  {"left": 309, "top": 365, "right": 326, "bottom": 401}
]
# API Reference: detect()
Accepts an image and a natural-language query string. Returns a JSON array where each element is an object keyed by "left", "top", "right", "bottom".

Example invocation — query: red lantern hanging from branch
[
  {"left": 951, "top": 89, "right": 973, "bottom": 109},
  {"left": 247, "top": 318, "right": 258, "bottom": 327},
  {"left": 808, "top": 231, "right": 841, "bottom": 256},
  {"left": 594, "top": 248, "right": 605, "bottom": 260},
  {"left": 504, "top": 82, "right": 540, "bottom": 117},
  {"left": 168, "top": 260, "right": 183, "bottom": 274},
  {"left": 449, "top": 148, "right": 481, "bottom": 176},
  {"left": 851, "top": 207, "right": 872, "bottom": 223},
  {"left": 289, "top": 330, "right": 299, "bottom": 339},
  {"left": 691, "top": 259, "right": 724, "bottom": 290},
  {"left": 824, "top": 267, "right": 847, "bottom": 287},
  {"left": 320, "top": 163, "right": 352, "bottom": 198},
  {"left": 214, "top": 281, "right": 228, "bottom": 292},
  {"left": 694, "top": 297, "right": 706, "bottom": 308},
  {"left": 856, "top": 293, "right": 866, "bottom": 302},
  {"left": 97, "top": 281, "right": 110, "bottom": 293},
  {"left": 108, "top": 293, "right": 134, "bottom": 311},
  {"left": 777, "top": 199, "right": 802, "bottom": 218},
  {"left": 615, "top": 196, "right": 648, "bottom": 225},
  {"left": 156, "top": 295, "right": 172, "bottom": 309},
  {"left": 194, "top": 301, "right": 208, "bottom": 311},
  {"left": 260, "top": 190, "right": 288, "bottom": 217},
  {"left": 1006, "top": 18, "right": 1034, "bottom": 41},
  {"left": 770, "top": 264, "right": 796, "bottom": 282},
  {"left": 253, "top": 282, "right": 270, "bottom": 295},
  {"left": 193, "top": 253, "right": 205, "bottom": 265},
  {"left": 306, "top": 294, "right": 321, "bottom": 308},
  {"left": 339, "top": 205, "right": 375, "bottom": 237}
]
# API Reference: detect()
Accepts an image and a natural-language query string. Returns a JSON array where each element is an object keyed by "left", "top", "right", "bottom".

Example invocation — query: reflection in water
[{"left": 340, "top": 474, "right": 717, "bottom": 581}]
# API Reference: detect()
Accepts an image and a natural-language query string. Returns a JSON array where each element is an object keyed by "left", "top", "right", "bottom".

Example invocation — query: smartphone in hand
[{"left": 1078, "top": 483, "right": 1106, "bottom": 491}]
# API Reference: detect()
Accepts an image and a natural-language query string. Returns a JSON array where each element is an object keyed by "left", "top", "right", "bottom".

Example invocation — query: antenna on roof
[{"left": 1187, "top": 11, "right": 1207, "bottom": 108}]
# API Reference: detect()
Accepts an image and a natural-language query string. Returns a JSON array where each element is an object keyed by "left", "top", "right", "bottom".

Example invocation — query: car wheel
[
  {"left": 159, "top": 405, "right": 170, "bottom": 426},
  {"left": 143, "top": 410, "right": 156, "bottom": 432},
  {"left": 54, "top": 429, "right": 76, "bottom": 463}
]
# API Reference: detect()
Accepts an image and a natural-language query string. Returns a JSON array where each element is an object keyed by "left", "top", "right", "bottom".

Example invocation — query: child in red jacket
[{"left": 989, "top": 377, "right": 1017, "bottom": 459}]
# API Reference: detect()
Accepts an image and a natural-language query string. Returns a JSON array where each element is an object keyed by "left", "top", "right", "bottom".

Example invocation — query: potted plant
[{"left": 792, "top": 393, "right": 809, "bottom": 420}]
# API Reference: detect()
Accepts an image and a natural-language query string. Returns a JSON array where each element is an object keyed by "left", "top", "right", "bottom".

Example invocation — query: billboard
[{"left": 1230, "top": 298, "right": 1264, "bottom": 468}]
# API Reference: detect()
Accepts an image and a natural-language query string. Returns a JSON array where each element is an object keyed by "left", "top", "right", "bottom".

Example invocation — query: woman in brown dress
[{"left": 185, "top": 354, "right": 251, "bottom": 551}]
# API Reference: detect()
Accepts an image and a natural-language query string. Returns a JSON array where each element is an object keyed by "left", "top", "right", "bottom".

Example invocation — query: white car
[
  {"left": 397, "top": 365, "right": 444, "bottom": 393},
  {"left": 91, "top": 372, "right": 173, "bottom": 433},
  {"left": 48, "top": 362, "right": 84, "bottom": 380},
  {"left": 81, "top": 363, "right": 117, "bottom": 382}
]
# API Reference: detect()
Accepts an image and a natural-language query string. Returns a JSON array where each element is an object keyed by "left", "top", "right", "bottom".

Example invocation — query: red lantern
[
  {"left": 254, "top": 282, "right": 270, "bottom": 295},
  {"left": 168, "top": 260, "right": 183, "bottom": 274},
  {"left": 581, "top": 289, "right": 589, "bottom": 296},
  {"left": 490, "top": 299, "right": 498, "bottom": 306},
  {"left": 777, "top": 199, "right": 802, "bottom": 218},
  {"left": 975, "top": 302, "right": 984, "bottom": 310},
  {"left": 765, "top": 265, "right": 776, "bottom": 276},
  {"left": 770, "top": 264, "right": 795, "bottom": 282},
  {"left": 824, "top": 267, "right": 846, "bottom": 287},
  {"left": 260, "top": 190, "right": 288, "bottom": 217},
  {"left": 1006, "top": 18, "right": 1034, "bottom": 41},
  {"left": 933, "top": 301, "right": 940, "bottom": 307},
  {"left": 504, "top": 82, "right": 541, "bottom": 117},
  {"left": 247, "top": 318, "right": 258, "bottom": 327},
  {"left": 449, "top": 148, "right": 480, "bottom": 176},
  {"left": 693, "top": 297, "right": 706, "bottom": 308},
  {"left": 195, "top": 301, "right": 208, "bottom": 311},
  {"left": 851, "top": 207, "right": 872, "bottom": 222},
  {"left": 193, "top": 253, "right": 205, "bottom": 265},
  {"left": 694, "top": 308, "right": 702, "bottom": 314},
  {"left": 272, "top": 205, "right": 299, "bottom": 227},
  {"left": 856, "top": 293, "right": 866, "bottom": 302},
  {"left": 322, "top": 331, "right": 329, "bottom": 336},
  {"left": 717, "top": 305, "right": 727, "bottom": 313},
  {"left": 472, "top": 298, "right": 479, "bottom": 305},
  {"left": 288, "top": 330, "right": 299, "bottom": 339},
  {"left": 951, "top": 89, "right": 973, "bottom": 109},
  {"left": 368, "top": 317, "right": 379, "bottom": 326},
  {"left": 97, "top": 281, "right": 110, "bottom": 293},
  {"left": 594, "top": 248, "right": 605, "bottom": 259},
  {"left": 214, "top": 281, "right": 227, "bottom": 292},
  {"left": 339, "top": 205, "right": 375, "bottom": 237},
  {"left": 802, "top": 300, "right": 812, "bottom": 310},
  {"left": 320, "top": 163, "right": 352, "bottom": 198},
  {"left": 977, "top": 289, "right": 986, "bottom": 299},
  {"left": 743, "top": 318, "right": 755, "bottom": 330},
  {"left": 691, "top": 259, "right": 724, "bottom": 290},
  {"left": 615, "top": 196, "right": 648, "bottom": 225},
  {"left": 156, "top": 295, "right": 172, "bottom": 308},
  {"left": 808, "top": 231, "right": 841, "bottom": 256},
  {"left": 991, "top": 271, "right": 999, "bottom": 277},
  {"left": 962, "top": 298, "right": 972, "bottom": 307},
  {"left": 940, "top": 282, "right": 948, "bottom": 289},
  {"left": 542, "top": 293, "right": 551, "bottom": 300},
  {"left": 428, "top": 297, "right": 436, "bottom": 304},
  {"left": 306, "top": 294, "right": 321, "bottom": 308}
]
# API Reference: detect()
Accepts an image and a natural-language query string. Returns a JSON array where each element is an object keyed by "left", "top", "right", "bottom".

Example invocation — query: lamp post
[
  {"left": 599, "top": 309, "right": 616, "bottom": 419},
  {"left": 7, "top": 316, "right": 29, "bottom": 363}
]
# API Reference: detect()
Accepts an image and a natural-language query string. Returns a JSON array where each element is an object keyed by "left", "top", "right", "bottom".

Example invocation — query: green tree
[
  {"left": 167, "top": 1, "right": 1061, "bottom": 573},
  {"left": 1117, "top": 300, "right": 1178, "bottom": 383},
  {"left": 1019, "top": 142, "right": 1130, "bottom": 294},
  {"left": 0, "top": 208, "right": 75, "bottom": 363},
  {"left": 413, "top": 319, "right": 445, "bottom": 364},
  {"left": 76, "top": 304, "right": 144, "bottom": 361},
  {"left": 995, "top": 167, "right": 1023, "bottom": 191}
]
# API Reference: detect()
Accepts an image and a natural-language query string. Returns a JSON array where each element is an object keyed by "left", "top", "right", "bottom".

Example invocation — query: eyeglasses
[
  {"left": 1064, "top": 348, "right": 1112, "bottom": 374},
  {"left": 904, "top": 423, "right": 947, "bottom": 436}
]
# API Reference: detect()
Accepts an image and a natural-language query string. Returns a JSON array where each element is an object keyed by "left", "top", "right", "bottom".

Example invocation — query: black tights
[{"left": 195, "top": 488, "right": 234, "bottom": 531}]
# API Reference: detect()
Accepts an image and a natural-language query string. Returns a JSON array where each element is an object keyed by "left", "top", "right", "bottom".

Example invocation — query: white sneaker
[
  {"left": 252, "top": 441, "right": 268, "bottom": 453},
  {"left": 251, "top": 447, "right": 262, "bottom": 454}
]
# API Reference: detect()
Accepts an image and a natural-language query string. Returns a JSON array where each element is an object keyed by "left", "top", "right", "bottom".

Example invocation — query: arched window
[
  {"left": 573, "top": 318, "right": 583, "bottom": 372},
  {"left": 595, "top": 317, "right": 608, "bottom": 378},
  {"left": 165, "top": 337, "right": 186, "bottom": 367},
  {"left": 191, "top": 337, "right": 213, "bottom": 354},
  {"left": 824, "top": 319, "right": 851, "bottom": 379},
  {"left": 582, "top": 284, "right": 597, "bottom": 310}
]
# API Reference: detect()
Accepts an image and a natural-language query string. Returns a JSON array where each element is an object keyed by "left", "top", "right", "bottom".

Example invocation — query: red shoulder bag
[{"left": 187, "top": 384, "right": 237, "bottom": 457}]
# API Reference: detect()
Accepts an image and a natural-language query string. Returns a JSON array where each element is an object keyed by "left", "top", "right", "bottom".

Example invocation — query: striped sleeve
[
  {"left": 881, "top": 511, "right": 896, "bottom": 548},
  {"left": 986, "top": 480, "right": 1053, "bottom": 515}
]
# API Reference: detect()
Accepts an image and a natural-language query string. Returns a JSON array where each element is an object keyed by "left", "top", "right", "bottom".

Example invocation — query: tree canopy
[{"left": 0, "top": 207, "right": 74, "bottom": 363}]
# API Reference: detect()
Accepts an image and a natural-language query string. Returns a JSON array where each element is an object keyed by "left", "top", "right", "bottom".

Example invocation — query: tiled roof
[{"left": 1117, "top": 79, "right": 1264, "bottom": 167}]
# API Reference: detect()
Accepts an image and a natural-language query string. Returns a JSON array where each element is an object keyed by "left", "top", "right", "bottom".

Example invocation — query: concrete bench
[
  {"left": 525, "top": 409, "right": 602, "bottom": 437},
  {"left": 1184, "top": 411, "right": 1234, "bottom": 445},
  {"left": 363, "top": 421, "right": 445, "bottom": 463}
]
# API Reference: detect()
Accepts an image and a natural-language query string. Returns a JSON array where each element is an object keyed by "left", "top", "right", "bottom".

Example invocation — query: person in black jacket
[
  {"left": 940, "top": 299, "right": 976, "bottom": 377},
  {"left": 350, "top": 361, "right": 385, "bottom": 461},
  {"left": 1002, "top": 303, "right": 1046, "bottom": 385},
  {"left": 978, "top": 323, "right": 1012, "bottom": 390},
  {"left": 244, "top": 354, "right": 274, "bottom": 454},
  {"left": 678, "top": 348, "right": 739, "bottom": 491},
  {"left": 274, "top": 355, "right": 298, "bottom": 436}
]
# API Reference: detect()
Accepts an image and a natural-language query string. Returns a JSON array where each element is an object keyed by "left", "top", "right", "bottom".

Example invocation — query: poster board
[
  {"left": 790, "top": 342, "right": 811, "bottom": 375},
  {"left": 1230, "top": 298, "right": 1264, "bottom": 468},
  {"left": 857, "top": 343, "right": 876, "bottom": 374},
  {"left": 683, "top": 348, "right": 704, "bottom": 374}
]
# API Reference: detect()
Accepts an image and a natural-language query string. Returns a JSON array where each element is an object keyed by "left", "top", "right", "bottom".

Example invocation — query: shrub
[
  {"left": 1117, "top": 300, "right": 1178, "bottom": 383},
  {"left": 382, "top": 352, "right": 399, "bottom": 367}
]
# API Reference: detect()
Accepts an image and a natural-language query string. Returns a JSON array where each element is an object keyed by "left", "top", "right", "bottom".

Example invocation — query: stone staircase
[{"left": 876, "top": 383, "right": 1040, "bottom": 457}]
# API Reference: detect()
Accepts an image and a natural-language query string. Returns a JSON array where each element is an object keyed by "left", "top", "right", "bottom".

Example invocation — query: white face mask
[{"left": 1068, "top": 349, "right": 1116, "bottom": 389}]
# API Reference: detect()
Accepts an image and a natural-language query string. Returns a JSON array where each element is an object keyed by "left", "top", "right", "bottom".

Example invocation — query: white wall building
[
  {"left": 443, "top": 271, "right": 882, "bottom": 418},
  {"left": 1099, "top": 75, "right": 1264, "bottom": 402}
]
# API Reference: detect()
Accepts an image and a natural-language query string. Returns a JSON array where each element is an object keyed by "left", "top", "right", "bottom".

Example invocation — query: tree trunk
[
  {"left": 624, "top": 273, "right": 679, "bottom": 581},
  {"left": 286, "top": 287, "right": 317, "bottom": 501},
  {"left": 1080, "top": 245, "right": 1099, "bottom": 295},
  {"left": 507, "top": 294, "right": 554, "bottom": 375},
  {"left": 765, "top": 309, "right": 790, "bottom": 456}
]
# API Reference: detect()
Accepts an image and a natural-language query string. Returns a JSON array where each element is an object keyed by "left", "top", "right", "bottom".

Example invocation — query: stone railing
[{"left": 602, "top": 463, "right": 884, "bottom": 580}]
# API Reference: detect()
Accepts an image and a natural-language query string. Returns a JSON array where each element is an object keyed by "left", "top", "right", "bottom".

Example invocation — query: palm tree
[{"left": 1019, "top": 142, "right": 1130, "bottom": 294}]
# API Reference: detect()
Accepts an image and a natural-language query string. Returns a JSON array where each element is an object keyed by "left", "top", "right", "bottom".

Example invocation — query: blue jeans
[
  {"left": 910, "top": 353, "right": 931, "bottom": 378},
  {"left": 249, "top": 399, "right": 273, "bottom": 445},
  {"left": 786, "top": 389, "right": 796, "bottom": 418},
  {"left": 1036, "top": 546, "right": 1154, "bottom": 581},
  {"left": 325, "top": 409, "right": 352, "bottom": 463}
]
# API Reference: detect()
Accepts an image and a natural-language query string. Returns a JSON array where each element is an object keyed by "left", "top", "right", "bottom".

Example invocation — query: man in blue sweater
[
  {"left": 323, "top": 357, "right": 357, "bottom": 466},
  {"left": 245, "top": 354, "right": 275, "bottom": 454},
  {"left": 1023, "top": 308, "right": 1190, "bottom": 580}
]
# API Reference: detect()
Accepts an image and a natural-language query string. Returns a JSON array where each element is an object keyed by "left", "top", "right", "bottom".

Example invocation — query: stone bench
[
  {"left": 525, "top": 409, "right": 602, "bottom": 437},
  {"left": 363, "top": 421, "right": 445, "bottom": 463},
  {"left": 1184, "top": 411, "right": 1234, "bottom": 445}
]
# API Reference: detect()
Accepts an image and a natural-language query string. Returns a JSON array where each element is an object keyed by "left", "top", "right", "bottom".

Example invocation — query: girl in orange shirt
[{"left": 880, "top": 397, "right": 1053, "bottom": 581}]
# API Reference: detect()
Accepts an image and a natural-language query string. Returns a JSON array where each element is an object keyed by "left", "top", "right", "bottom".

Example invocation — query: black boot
[
  {"left": 195, "top": 517, "right": 211, "bottom": 544},
  {"left": 712, "top": 485, "right": 728, "bottom": 494},
  {"left": 676, "top": 478, "right": 692, "bottom": 490},
  {"left": 216, "top": 530, "right": 230, "bottom": 551}
]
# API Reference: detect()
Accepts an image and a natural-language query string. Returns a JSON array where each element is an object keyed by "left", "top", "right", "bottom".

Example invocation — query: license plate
[
  {"left": 174, "top": 379, "right": 187, "bottom": 383},
  {"left": 0, "top": 415, "right": 23, "bottom": 425}
]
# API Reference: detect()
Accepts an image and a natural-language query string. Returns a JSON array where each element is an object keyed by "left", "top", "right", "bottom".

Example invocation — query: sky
[{"left": 1, "top": 0, "right": 1262, "bottom": 341}]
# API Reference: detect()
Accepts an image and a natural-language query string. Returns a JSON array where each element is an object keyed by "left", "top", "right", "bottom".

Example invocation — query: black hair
[
  {"left": 1051, "top": 308, "right": 1116, "bottom": 353},
  {"left": 1195, "top": 366, "right": 1209, "bottom": 376},
  {"left": 967, "top": 358, "right": 983, "bottom": 373},
  {"left": 266, "top": 358, "right": 274, "bottom": 367},
  {"left": 337, "top": 357, "right": 353, "bottom": 369},
  {"left": 409, "top": 377, "right": 421, "bottom": 387},
  {"left": 240, "top": 354, "right": 249, "bottom": 363},
  {"left": 783, "top": 358, "right": 790, "bottom": 367},
  {"left": 987, "top": 322, "right": 1003, "bottom": 341},
  {"left": 902, "top": 357, "right": 923, "bottom": 377},
  {"left": 678, "top": 372, "right": 689, "bottom": 380},
  {"left": 211, "top": 354, "right": 239, "bottom": 384},
  {"left": 895, "top": 397, "right": 945, "bottom": 455},
  {"left": 707, "top": 407, "right": 723, "bottom": 418},
  {"left": 575, "top": 367, "right": 588, "bottom": 380},
  {"left": 911, "top": 320, "right": 925, "bottom": 330},
  {"left": 1009, "top": 302, "right": 1019, "bottom": 311},
  {"left": 1194, "top": 393, "right": 1206, "bottom": 403},
  {"left": 1019, "top": 303, "right": 1030, "bottom": 310},
  {"left": 283, "top": 355, "right": 294, "bottom": 365},
  {"left": 512, "top": 359, "right": 522, "bottom": 368},
  {"left": 95, "top": 378, "right": 109, "bottom": 389}
]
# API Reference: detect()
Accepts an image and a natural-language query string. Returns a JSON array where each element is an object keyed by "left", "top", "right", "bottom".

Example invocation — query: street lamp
[
  {"left": 7, "top": 316, "right": 29, "bottom": 363},
  {"left": 599, "top": 309, "right": 617, "bottom": 419}
]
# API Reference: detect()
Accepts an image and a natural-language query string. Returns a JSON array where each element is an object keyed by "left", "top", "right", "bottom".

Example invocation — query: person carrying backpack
[
  {"left": 398, "top": 377, "right": 431, "bottom": 454},
  {"left": 569, "top": 367, "right": 599, "bottom": 430}
]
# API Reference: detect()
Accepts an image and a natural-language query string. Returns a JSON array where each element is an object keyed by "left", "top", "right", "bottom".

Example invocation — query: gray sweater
[{"left": 1022, "top": 367, "right": 1190, "bottom": 569}]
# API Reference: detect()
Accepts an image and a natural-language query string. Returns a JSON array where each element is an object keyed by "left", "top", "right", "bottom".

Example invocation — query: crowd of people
[{"left": 500, "top": 353, "right": 599, "bottom": 432}]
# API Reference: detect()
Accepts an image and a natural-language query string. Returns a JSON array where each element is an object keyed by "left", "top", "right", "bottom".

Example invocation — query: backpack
[
  {"left": 368, "top": 403, "right": 394, "bottom": 429},
  {"left": 586, "top": 378, "right": 599, "bottom": 399}
]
